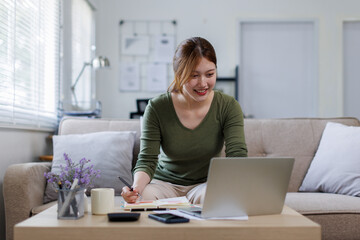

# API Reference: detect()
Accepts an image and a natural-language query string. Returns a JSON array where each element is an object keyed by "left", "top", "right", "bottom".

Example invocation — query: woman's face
[{"left": 183, "top": 57, "right": 216, "bottom": 103}]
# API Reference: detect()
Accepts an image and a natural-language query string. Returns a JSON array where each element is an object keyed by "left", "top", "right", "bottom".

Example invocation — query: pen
[{"left": 118, "top": 176, "right": 142, "bottom": 199}]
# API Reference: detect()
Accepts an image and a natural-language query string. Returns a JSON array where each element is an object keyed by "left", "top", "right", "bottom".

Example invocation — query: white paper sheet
[
  {"left": 121, "top": 35, "right": 150, "bottom": 55},
  {"left": 155, "top": 196, "right": 189, "bottom": 204},
  {"left": 119, "top": 62, "right": 140, "bottom": 91},
  {"left": 153, "top": 35, "right": 175, "bottom": 63},
  {"left": 147, "top": 63, "right": 167, "bottom": 92},
  {"left": 153, "top": 209, "right": 248, "bottom": 221}
]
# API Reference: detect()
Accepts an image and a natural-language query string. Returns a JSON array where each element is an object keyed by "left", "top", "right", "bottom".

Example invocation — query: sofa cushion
[
  {"left": 243, "top": 117, "right": 360, "bottom": 192},
  {"left": 58, "top": 118, "right": 141, "bottom": 167},
  {"left": 285, "top": 192, "right": 360, "bottom": 214},
  {"left": 285, "top": 192, "right": 360, "bottom": 239},
  {"left": 299, "top": 122, "right": 360, "bottom": 196},
  {"left": 43, "top": 131, "right": 136, "bottom": 203},
  {"left": 304, "top": 213, "right": 360, "bottom": 240}
]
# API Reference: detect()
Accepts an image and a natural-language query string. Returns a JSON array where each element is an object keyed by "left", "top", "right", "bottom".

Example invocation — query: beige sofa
[{"left": 4, "top": 117, "right": 360, "bottom": 240}]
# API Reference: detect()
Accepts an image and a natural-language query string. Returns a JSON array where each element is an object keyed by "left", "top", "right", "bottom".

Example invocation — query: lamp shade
[{"left": 92, "top": 56, "right": 110, "bottom": 69}]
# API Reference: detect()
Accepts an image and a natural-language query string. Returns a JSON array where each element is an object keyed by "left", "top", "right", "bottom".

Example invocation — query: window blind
[{"left": 0, "top": 0, "right": 60, "bottom": 130}]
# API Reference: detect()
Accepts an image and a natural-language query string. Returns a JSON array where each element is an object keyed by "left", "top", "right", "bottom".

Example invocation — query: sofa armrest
[{"left": 3, "top": 162, "right": 51, "bottom": 240}]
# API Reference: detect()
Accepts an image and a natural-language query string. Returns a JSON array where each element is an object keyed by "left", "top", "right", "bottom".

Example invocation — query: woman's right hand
[
  {"left": 121, "top": 186, "right": 141, "bottom": 203},
  {"left": 122, "top": 171, "right": 149, "bottom": 203}
]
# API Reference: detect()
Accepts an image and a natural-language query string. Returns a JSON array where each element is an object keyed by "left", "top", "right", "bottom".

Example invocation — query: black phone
[
  {"left": 148, "top": 213, "right": 189, "bottom": 224},
  {"left": 107, "top": 212, "right": 140, "bottom": 222}
]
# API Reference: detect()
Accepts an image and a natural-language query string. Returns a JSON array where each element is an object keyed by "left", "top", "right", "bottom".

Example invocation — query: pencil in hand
[{"left": 118, "top": 176, "right": 142, "bottom": 199}]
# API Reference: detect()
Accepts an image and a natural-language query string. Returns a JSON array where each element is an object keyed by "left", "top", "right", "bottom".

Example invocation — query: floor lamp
[
  {"left": 71, "top": 56, "right": 110, "bottom": 107},
  {"left": 58, "top": 56, "right": 110, "bottom": 121}
]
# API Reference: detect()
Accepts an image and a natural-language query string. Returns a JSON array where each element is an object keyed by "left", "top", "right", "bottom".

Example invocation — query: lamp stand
[{"left": 71, "top": 62, "right": 91, "bottom": 106}]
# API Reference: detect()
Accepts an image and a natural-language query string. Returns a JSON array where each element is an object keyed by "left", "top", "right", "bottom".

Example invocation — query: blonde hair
[{"left": 168, "top": 37, "right": 217, "bottom": 93}]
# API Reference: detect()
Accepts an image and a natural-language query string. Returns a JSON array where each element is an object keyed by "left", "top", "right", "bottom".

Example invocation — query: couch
[{"left": 4, "top": 117, "right": 360, "bottom": 240}]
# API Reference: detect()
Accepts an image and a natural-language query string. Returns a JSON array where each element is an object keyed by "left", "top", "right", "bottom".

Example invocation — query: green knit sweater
[{"left": 133, "top": 90, "right": 248, "bottom": 186}]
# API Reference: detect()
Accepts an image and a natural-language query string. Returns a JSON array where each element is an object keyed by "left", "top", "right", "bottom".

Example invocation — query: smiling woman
[
  {"left": 182, "top": 58, "right": 216, "bottom": 99},
  {"left": 172, "top": 57, "right": 217, "bottom": 130},
  {"left": 169, "top": 37, "right": 217, "bottom": 95},
  {"left": 121, "top": 37, "right": 248, "bottom": 205}
]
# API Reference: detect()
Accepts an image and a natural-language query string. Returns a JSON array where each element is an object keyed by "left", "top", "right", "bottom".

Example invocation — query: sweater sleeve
[
  {"left": 223, "top": 98, "right": 248, "bottom": 157},
  {"left": 133, "top": 101, "right": 161, "bottom": 180}
]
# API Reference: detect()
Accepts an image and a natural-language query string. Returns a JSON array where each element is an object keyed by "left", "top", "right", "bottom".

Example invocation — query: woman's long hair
[{"left": 168, "top": 37, "right": 217, "bottom": 93}]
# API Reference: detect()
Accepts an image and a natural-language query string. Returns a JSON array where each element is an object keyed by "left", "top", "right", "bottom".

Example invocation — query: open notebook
[{"left": 123, "top": 196, "right": 190, "bottom": 210}]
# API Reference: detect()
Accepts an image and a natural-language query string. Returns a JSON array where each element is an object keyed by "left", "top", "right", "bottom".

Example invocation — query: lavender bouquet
[
  {"left": 44, "top": 153, "right": 100, "bottom": 219},
  {"left": 44, "top": 153, "right": 100, "bottom": 191}
]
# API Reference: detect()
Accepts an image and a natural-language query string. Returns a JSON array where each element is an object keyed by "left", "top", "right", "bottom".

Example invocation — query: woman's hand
[
  {"left": 121, "top": 171, "right": 150, "bottom": 203},
  {"left": 121, "top": 186, "right": 141, "bottom": 203}
]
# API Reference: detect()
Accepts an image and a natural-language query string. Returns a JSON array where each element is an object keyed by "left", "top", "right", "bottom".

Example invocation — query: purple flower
[{"left": 44, "top": 153, "right": 101, "bottom": 190}]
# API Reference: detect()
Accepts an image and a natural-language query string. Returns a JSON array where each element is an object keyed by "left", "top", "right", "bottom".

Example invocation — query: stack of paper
[{"left": 123, "top": 196, "right": 191, "bottom": 210}]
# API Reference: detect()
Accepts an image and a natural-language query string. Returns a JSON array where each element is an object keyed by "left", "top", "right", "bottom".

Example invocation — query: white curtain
[{"left": 70, "top": 0, "right": 95, "bottom": 110}]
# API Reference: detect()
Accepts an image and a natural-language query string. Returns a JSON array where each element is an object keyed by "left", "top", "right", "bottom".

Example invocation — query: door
[
  {"left": 343, "top": 21, "right": 360, "bottom": 119},
  {"left": 238, "top": 21, "right": 318, "bottom": 118}
]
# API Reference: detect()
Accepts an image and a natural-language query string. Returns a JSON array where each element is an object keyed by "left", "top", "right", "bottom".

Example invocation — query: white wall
[
  {"left": 94, "top": 0, "right": 360, "bottom": 119},
  {"left": 0, "top": 128, "right": 52, "bottom": 240}
]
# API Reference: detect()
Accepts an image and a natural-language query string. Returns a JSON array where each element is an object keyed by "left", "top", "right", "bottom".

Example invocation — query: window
[
  {"left": 70, "top": 0, "right": 95, "bottom": 110},
  {"left": 0, "top": 0, "right": 60, "bottom": 129}
]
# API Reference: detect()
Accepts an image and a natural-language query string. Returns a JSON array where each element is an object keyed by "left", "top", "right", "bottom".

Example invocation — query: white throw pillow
[
  {"left": 299, "top": 122, "right": 360, "bottom": 196},
  {"left": 43, "top": 131, "right": 136, "bottom": 203}
]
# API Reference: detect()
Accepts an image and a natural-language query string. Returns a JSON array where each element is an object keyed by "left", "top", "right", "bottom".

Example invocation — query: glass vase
[{"left": 57, "top": 188, "right": 85, "bottom": 219}]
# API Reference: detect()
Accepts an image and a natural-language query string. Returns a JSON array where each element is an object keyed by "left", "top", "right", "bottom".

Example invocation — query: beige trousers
[{"left": 141, "top": 179, "right": 207, "bottom": 204}]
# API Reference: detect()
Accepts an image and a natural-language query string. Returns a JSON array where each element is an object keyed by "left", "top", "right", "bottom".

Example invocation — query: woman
[{"left": 121, "top": 37, "right": 247, "bottom": 204}]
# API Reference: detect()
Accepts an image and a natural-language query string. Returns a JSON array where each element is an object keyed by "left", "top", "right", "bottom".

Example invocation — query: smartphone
[{"left": 148, "top": 213, "right": 189, "bottom": 224}]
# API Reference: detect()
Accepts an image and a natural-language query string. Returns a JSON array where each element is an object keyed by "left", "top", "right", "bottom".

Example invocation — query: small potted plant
[{"left": 44, "top": 153, "right": 100, "bottom": 219}]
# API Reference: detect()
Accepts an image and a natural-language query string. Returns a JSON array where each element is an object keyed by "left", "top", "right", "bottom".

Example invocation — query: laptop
[{"left": 179, "top": 157, "right": 294, "bottom": 218}]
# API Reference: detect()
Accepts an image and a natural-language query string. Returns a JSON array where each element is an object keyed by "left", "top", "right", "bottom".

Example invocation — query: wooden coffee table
[{"left": 15, "top": 205, "right": 320, "bottom": 240}]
